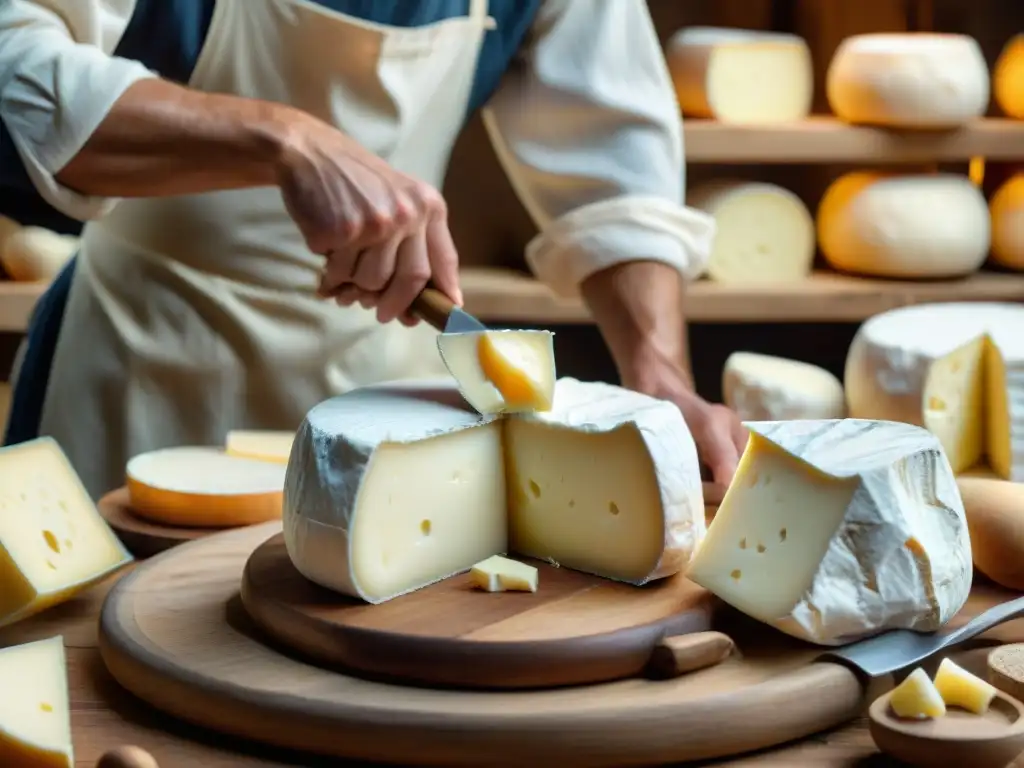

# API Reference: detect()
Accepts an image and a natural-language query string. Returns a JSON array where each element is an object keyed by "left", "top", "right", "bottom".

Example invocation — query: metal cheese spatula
[{"left": 411, "top": 287, "right": 487, "bottom": 334}]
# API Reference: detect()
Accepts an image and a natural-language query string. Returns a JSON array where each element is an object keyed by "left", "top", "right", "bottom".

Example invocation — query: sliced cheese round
[
  {"left": 827, "top": 34, "right": 990, "bottom": 128},
  {"left": 283, "top": 378, "right": 705, "bottom": 604},
  {"left": 0, "top": 227, "right": 79, "bottom": 282},
  {"left": 994, "top": 34, "right": 1024, "bottom": 119},
  {"left": 665, "top": 27, "right": 813, "bottom": 124},
  {"left": 225, "top": 430, "right": 295, "bottom": 464},
  {"left": 844, "top": 302, "right": 1024, "bottom": 480},
  {"left": 723, "top": 352, "right": 845, "bottom": 421},
  {"left": 818, "top": 172, "right": 990, "bottom": 279},
  {"left": 990, "top": 174, "right": 1024, "bottom": 270},
  {"left": 126, "top": 447, "right": 286, "bottom": 528},
  {"left": 689, "top": 181, "right": 814, "bottom": 283}
]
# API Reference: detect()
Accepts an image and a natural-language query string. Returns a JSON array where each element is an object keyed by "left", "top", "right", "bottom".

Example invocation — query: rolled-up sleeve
[
  {"left": 0, "top": 0, "right": 155, "bottom": 221},
  {"left": 483, "top": 0, "right": 715, "bottom": 299}
]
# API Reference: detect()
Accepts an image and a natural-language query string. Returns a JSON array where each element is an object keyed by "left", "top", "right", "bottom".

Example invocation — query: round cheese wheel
[
  {"left": 827, "top": 33, "right": 989, "bottom": 128},
  {"left": 817, "top": 172, "right": 990, "bottom": 279},
  {"left": 723, "top": 352, "right": 845, "bottom": 421},
  {"left": 956, "top": 476, "right": 1024, "bottom": 591},
  {"left": 126, "top": 447, "right": 286, "bottom": 528},
  {"left": 990, "top": 174, "right": 1024, "bottom": 271},
  {"left": 0, "top": 226, "right": 78, "bottom": 282},
  {"left": 687, "top": 180, "right": 814, "bottom": 283},
  {"left": 0, "top": 214, "right": 20, "bottom": 256},
  {"left": 994, "top": 34, "right": 1024, "bottom": 119},
  {"left": 665, "top": 27, "right": 813, "bottom": 124}
]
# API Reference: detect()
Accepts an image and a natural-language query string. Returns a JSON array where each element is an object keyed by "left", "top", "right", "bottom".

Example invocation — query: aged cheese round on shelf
[
  {"left": 665, "top": 27, "right": 813, "bottom": 124},
  {"left": 957, "top": 476, "right": 1024, "bottom": 591},
  {"left": 688, "top": 181, "right": 815, "bottom": 283},
  {"left": 990, "top": 174, "right": 1024, "bottom": 270},
  {"left": 0, "top": 227, "right": 79, "bottom": 282},
  {"left": 994, "top": 34, "right": 1024, "bottom": 119},
  {"left": 687, "top": 419, "right": 971, "bottom": 645},
  {"left": 0, "top": 214, "right": 20, "bottom": 257},
  {"left": 723, "top": 352, "right": 845, "bottom": 421},
  {"left": 817, "top": 172, "right": 990, "bottom": 279},
  {"left": 827, "top": 33, "right": 990, "bottom": 128},
  {"left": 126, "top": 447, "right": 286, "bottom": 528},
  {"left": 845, "top": 302, "right": 1024, "bottom": 480},
  {"left": 283, "top": 378, "right": 705, "bottom": 604}
]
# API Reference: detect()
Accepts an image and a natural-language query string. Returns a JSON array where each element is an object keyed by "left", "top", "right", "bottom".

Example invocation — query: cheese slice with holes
[
  {"left": 283, "top": 378, "right": 704, "bottom": 603},
  {"left": 126, "top": 447, "right": 286, "bottom": 528},
  {"left": 225, "top": 430, "right": 295, "bottom": 464},
  {"left": 686, "top": 419, "right": 972, "bottom": 645},
  {"left": 0, "top": 438, "right": 132, "bottom": 628},
  {"left": 889, "top": 667, "right": 947, "bottom": 720},
  {"left": 845, "top": 302, "right": 1024, "bottom": 480},
  {"left": 0, "top": 636, "right": 72, "bottom": 767},
  {"left": 994, "top": 34, "right": 1024, "bottom": 119},
  {"left": 470, "top": 555, "right": 538, "bottom": 593},
  {"left": 723, "top": 352, "right": 845, "bottom": 420},
  {"left": 665, "top": 27, "right": 813, "bottom": 124},
  {"left": 437, "top": 329, "right": 555, "bottom": 414}
]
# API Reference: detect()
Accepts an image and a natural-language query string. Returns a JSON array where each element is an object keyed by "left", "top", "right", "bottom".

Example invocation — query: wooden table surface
[{"left": 3, "top": 568, "right": 1018, "bottom": 768}]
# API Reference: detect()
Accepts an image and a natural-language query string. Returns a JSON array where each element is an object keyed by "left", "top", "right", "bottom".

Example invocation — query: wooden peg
[
  {"left": 647, "top": 630, "right": 736, "bottom": 679},
  {"left": 96, "top": 745, "right": 159, "bottom": 768}
]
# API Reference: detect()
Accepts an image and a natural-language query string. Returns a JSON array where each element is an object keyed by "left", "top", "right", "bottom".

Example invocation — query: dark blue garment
[{"left": 1, "top": 0, "right": 541, "bottom": 444}]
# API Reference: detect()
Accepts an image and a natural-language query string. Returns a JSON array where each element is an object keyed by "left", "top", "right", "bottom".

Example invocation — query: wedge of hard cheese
[
  {"left": 283, "top": 378, "right": 705, "bottom": 603},
  {"left": 0, "top": 636, "right": 73, "bottom": 767},
  {"left": 225, "top": 430, "right": 295, "bottom": 464},
  {"left": 687, "top": 419, "right": 972, "bottom": 645}
]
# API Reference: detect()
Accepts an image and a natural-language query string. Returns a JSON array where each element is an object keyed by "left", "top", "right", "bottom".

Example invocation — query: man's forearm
[
  {"left": 56, "top": 78, "right": 300, "bottom": 198},
  {"left": 580, "top": 261, "right": 693, "bottom": 397}
]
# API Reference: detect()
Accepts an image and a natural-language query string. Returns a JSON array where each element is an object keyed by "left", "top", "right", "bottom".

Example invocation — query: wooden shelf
[
  {"left": 682, "top": 117, "right": 1024, "bottom": 163},
  {"left": 0, "top": 281, "right": 45, "bottom": 332},
  {"left": 461, "top": 268, "right": 1024, "bottom": 324}
]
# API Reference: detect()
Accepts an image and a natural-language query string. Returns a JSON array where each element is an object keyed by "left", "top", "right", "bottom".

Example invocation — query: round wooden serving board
[
  {"left": 98, "top": 523, "right": 868, "bottom": 766},
  {"left": 239, "top": 534, "right": 714, "bottom": 689},
  {"left": 98, "top": 487, "right": 224, "bottom": 557}
]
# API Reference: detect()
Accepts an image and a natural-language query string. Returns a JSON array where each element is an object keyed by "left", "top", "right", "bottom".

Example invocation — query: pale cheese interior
[
  {"left": 0, "top": 637, "right": 72, "bottom": 767},
  {"left": 225, "top": 430, "right": 295, "bottom": 464},
  {"left": 705, "top": 44, "right": 813, "bottom": 123},
  {"left": 346, "top": 418, "right": 669, "bottom": 601}
]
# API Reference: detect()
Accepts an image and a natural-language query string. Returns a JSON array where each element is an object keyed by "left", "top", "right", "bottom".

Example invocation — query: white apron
[{"left": 38, "top": 0, "right": 494, "bottom": 499}]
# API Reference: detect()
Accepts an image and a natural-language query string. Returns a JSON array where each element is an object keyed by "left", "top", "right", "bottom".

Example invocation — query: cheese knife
[{"left": 411, "top": 287, "right": 487, "bottom": 334}]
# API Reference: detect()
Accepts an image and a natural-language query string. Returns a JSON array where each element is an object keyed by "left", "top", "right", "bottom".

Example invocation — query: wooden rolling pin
[
  {"left": 958, "top": 477, "right": 1024, "bottom": 591},
  {"left": 96, "top": 746, "right": 158, "bottom": 768}
]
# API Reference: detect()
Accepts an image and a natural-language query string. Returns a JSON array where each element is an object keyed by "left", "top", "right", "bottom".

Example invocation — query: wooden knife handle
[
  {"left": 411, "top": 288, "right": 455, "bottom": 332},
  {"left": 96, "top": 746, "right": 159, "bottom": 768},
  {"left": 647, "top": 631, "right": 736, "bottom": 679}
]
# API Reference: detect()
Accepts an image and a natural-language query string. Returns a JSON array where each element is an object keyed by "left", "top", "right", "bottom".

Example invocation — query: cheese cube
[
  {"left": 723, "top": 352, "right": 845, "bottom": 421},
  {"left": 437, "top": 330, "right": 555, "bottom": 414},
  {"left": 934, "top": 657, "right": 997, "bottom": 714},
  {"left": 470, "top": 555, "right": 538, "bottom": 593},
  {"left": 888, "top": 667, "right": 947, "bottom": 720},
  {"left": 283, "top": 379, "right": 704, "bottom": 603},
  {"left": 0, "top": 636, "right": 72, "bottom": 767},
  {"left": 225, "top": 430, "right": 295, "bottom": 464},
  {"left": 0, "top": 438, "right": 132, "bottom": 628},
  {"left": 665, "top": 27, "right": 813, "bottom": 124},
  {"left": 686, "top": 419, "right": 972, "bottom": 645}
]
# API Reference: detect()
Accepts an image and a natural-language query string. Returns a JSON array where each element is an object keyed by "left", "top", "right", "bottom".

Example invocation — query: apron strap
[{"left": 3, "top": 257, "right": 77, "bottom": 446}]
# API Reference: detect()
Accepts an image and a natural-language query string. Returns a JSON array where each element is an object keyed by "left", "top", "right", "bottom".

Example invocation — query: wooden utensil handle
[
  {"left": 96, "top": 746, "right": 159, "bottom": 768},
  {"left": 411, "top": 288, "right": 455, "bottom": 331},
  {"left": 647, "top": 631, "right": 736, "bottom": 679}
]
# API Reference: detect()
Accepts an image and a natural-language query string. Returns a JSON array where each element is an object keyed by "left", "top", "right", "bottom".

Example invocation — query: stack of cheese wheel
[{"left": 0, "top": 215, "right": 80, "bottom": 282}]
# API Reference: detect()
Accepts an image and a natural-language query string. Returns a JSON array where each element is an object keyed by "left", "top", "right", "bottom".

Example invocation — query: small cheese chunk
[
  {"left": 0, "top": 227, "right": 78, "bottom": 282},
  {"left": 437, "top": 330, "right": 555, "bottom": 414},
  {"left": 889, "top": 667, "right": 947, "bottom": 720},
  {"left": 990, "top": 175, "right": 1024, "bottom": 270},
  {"left": 126, "top": 447, "right": 286, "bottom": 528},
  {"left": 818, "top": 172, "right": 990, "bottom": 279},
  {"left": 934, "top": 658, "right": 997, "bottom": 713},
  {"left": 0, "top": 438, "right": 132, "bottom": 628},
  {"left": 688, "top": 181, "right": 815, "bottom": 284},
  {"left": 827, "top": 34, "right": 990, "bottom": 128},
  {"left": 470, "top": 555, "right": 539, "bottom": 593},
  {"left": 666, "top": 27, "right": 813, "bottom": 124},
  {"left": 686, "top": 419, "right": 972, "bottom": 645},
  {"left": 994, "top": 34, "right": 1024, "bottom": 119},
  {"left": 723, "top": 352, "right": 845, "bottom": 421},
  {"left": 225, "top": 430, "right": 295, "bottom": 464},
  {"left": 0, "top": 636, "right": 73, "bottom": 767}
]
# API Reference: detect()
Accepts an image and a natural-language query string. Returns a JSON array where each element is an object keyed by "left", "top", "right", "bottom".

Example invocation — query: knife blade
[{"left": 411, "top": 287, "right": 487, "bottom": 334}]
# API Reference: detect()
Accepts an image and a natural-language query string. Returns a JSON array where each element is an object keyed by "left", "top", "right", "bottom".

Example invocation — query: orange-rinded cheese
[
  {"left": 126, "top": 447, "right": 286, "bottom": 528},
  {"left": 994, "top": 34, "right": 1024, "bottom": 119},
  {"left": 225, "top": 430, "right": 295, "bottom": 464}
]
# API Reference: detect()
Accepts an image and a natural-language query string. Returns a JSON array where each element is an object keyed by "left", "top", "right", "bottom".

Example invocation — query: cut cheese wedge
[
  {"left": 0, "top": 438, "right": 132, "bottom": 628},
  {"left": 665, "top": 27, "right": 813, "bottom": 124},
  {"left": 934, "top": 657, "right": 997, "bottom": 714},
  {"left": 818, "top": 172, "right": 990, "bottom": 279},
  {"left": 827, "top": 33, "right": 990, "bottom": 128},
  {"left": 688, "top": 181, "right": 815, "bottom": 284},
  {"left": 0, "top": 636, "right": 73, "bottom": 767},
  {"left": 888, "top": 667, "right": 946, "bottom": 720},
  {"left": 686, "top": 419, "right": 972, "bottom": 645},
  {"left": 126, "top": 447, "right": 286, "bottom": 528},
  {"left": 283, "top": 378, "right": 704, "bottom": 603},
  {"left": 990, "top": 174, "right": 1024, "bottom": 270},
  {"left": 225, "top": 430, "right": 295, "bottom": 464},
  {"left": 994, "top": 34, "right": 1024, "bottom": 119},
  {"left": 723, "top": 352, "right": 845, "bottom": 421},
  {"left": 437, "top": 329, "right": 555, "bottom": 414},
  {"left": 470, "top": 555, "right": 539, "bottom": 593}
]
